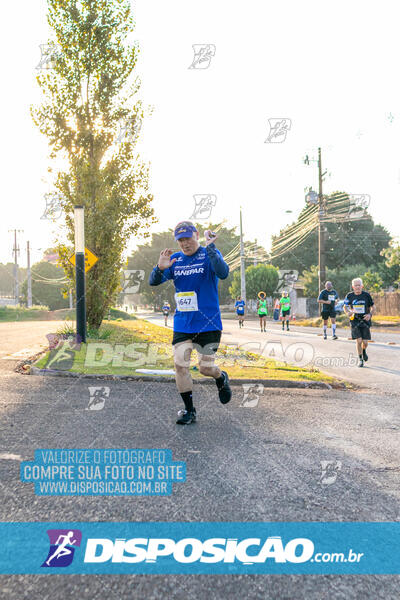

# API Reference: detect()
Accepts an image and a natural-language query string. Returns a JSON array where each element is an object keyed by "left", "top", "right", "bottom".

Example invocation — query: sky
[{"left": 2, "top": 0, "right": 400, "bottom": 269}]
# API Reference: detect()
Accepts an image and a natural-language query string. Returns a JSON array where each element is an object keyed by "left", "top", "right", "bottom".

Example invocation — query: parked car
[{"left": 335, "top": 299, "right": 345, "bottom": 315}]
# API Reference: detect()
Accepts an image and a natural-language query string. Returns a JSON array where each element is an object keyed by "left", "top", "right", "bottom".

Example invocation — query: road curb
[{"left": 29, "top": 366, "right": 334, "bottom": 389}]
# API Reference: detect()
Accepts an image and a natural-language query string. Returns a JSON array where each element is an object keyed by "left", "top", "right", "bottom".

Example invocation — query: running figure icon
[{"left": 45, "top": 531, "right": 77, "bottom": 566}]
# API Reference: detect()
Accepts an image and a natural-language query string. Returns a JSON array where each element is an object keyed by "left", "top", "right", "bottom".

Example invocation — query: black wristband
[{"left": 155, "top": 265, "right": 164, "bottom": 274}]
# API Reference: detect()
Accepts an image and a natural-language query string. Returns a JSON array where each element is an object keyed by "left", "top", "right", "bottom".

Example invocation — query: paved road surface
[
  {"left": 0, "top": 321, "right": 65, "bottom": 359},
  {"left": 0, "top": 320, "right": 399, "bottom": 598},
  {"left": 144, "top": 314, "right": 400, "bottom": 393}
]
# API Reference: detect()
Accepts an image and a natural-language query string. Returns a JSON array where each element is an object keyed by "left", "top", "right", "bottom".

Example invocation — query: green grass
[
  {"left": 0, "top": 305, "right": 51, "bottom": 321},
  {"left": 33, "top": 318, "right": 339, "bottom": 384},
  {"left": 295, "top": 314, "right": 348, "bottom": 328},
  {"left": 372, "top": 314, "right": 400, "bottom": 325},
  {"left": 295, "top": 313, "right": 400, "bottom": 327},
  {"left": 0, "top": 305, "right": 136, "bottom": 322}
]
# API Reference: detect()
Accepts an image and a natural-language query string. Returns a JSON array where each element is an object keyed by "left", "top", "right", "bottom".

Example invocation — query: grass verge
[
  {"left": 32, "top": 318, "right": 339, "bottom": 384},
  {"left": 0, "top": 306, "right": 136, "bottom": 322},
  {"left": 295, "top": 314, "right": 400, "bottom": 328}
]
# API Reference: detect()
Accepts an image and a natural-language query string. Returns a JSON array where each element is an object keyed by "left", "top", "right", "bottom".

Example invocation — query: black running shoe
[
  {"left": 324, "top": 333, "right": 327, "bottom": 340},
  {"left": 217, "top": 370, "right": 232, "bottom": 404},
  {"left": 332, "top": 335, "right": 338, "bottom": 340},
  {"left": 176, "top": 408, "right": 196, "bottom": 425},
  {"left": 358, "top": 358, "right": 364, "bottom": 368},
  {"left": 362, "top": 349, "right": 368, "bottom": 362}
]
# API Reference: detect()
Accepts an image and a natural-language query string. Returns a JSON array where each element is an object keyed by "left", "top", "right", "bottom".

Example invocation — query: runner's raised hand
[
  {"left": 204, "top": 230, "right": 218, "bottom": 246},
  {"left": 157, "top": 249, "right": 177, "bottom": 270}
]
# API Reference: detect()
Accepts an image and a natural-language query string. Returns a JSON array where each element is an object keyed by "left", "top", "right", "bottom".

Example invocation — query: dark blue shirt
[
  {"left": 344, "top": 291, "right": 374, "bottom": 319},
  {"left": 318, "top": 289, "right": 338, "bottom": 307}
]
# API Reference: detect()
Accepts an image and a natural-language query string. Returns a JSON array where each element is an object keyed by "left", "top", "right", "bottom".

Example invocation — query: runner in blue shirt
[
  {"left": 162, "top": 301, "right": 171, "bottom": 327},
  {"left": 149, "top": 220, "right": 232, "bottom": 424},
  {"left": 234, "top": 296, "right": 246, "bottom": 328}
]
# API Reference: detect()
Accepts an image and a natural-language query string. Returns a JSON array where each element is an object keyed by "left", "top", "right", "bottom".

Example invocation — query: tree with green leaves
[
  {"left": 271, "top": 192, "right": 391, "bottom": 274},
  {"left": 363, "top": 271, "right": 384, "bottom": 293},
  {"left": 21, "top": 261, "right": 69, "bottom": 310},
  {"left": 32, "top": 0, "right": 155, "bottom": 329},
  {"left": 126, "top": 223, "right": 240, "bottom": 309},
  {"left": 0, "top": 264, "right": 27, "bottom": 296},
  {"left": 382, "top": 240, "right": 400, "bottom": 287},
  {"left": 229, "top": 264, "right": 279, "bottom": 299},
  {"left": 301, "top": 264, "right": 381, "bottom": 297}
]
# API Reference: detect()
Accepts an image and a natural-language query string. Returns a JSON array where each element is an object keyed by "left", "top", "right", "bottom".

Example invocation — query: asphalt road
[
  {"left": 0, "top": 320, "right": 399, "bottom": 599},
  {"left": 145, "top": 314, "right": 400, "bottom": 393}
]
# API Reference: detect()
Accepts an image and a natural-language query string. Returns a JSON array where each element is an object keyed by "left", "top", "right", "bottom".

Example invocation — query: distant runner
[
  {"left": 318, "top": 281, "right": 339, "bottom": 340},
  {"left": 162, "top": 301, "right": 171, "bottom": 326},
  {"left": 344, "top": 278, "right": 374, "bottom": 368},
  {"left": 280, "top": 291, "right": 291, "bottom": 331},
  {"left": 235, "top": 296, "right": 246, "bottom": 328},
  {"left": 257, "top": 292, "right": 268, "bottom": 332},
  {"left": 273, "top": 298, "right": 280, "bottom": 321},
  {"left": 149, "top": 220, "right": 232, "bottom": 424}
]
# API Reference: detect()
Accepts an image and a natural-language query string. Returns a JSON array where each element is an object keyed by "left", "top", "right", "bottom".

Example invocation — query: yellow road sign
[{"left": 68, "top": 247, "right": 99, "bottom": 272}]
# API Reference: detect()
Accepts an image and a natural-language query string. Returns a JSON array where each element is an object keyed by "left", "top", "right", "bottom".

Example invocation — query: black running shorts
[
  {"left": 351, "top": 319, "right": 371, "bottom": 340},
  {"left": 172, "top": 330, "right": 222, "bottom": 355},
  {"left": 321, "top": 307, "right": 336, "bottom": 320},
  {"left": 282, "top": 308, "right": 290, "bottom": 317}
]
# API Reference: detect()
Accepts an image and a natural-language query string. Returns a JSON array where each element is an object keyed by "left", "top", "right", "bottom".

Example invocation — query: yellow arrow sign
[{"left": 68, "top": 247, "right": 99, "bottom": 273}]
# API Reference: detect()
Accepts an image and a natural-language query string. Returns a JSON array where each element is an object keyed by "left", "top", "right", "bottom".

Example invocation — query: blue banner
[{"left": 1, "top": 522, "right": 399, "bottom": 574}]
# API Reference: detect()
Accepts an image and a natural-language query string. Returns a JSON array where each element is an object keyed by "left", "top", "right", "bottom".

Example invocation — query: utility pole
[
  {"left": 26, "top": 241, "right": 32, "bottom": 308},
  {"left": 318, "top": 147, "right": 326, "bottom": 291},
  {"left": 8, "top": 229, "right": 23, "bottom": 305},
  {"left": 239, "top": 207, "right": 246, "bottom": 303},
  {"left": 304, "top": 148, "right": 329, "bottom": 292}
]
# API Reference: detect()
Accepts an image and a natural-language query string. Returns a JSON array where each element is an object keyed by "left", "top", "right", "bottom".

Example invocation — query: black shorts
[
  {"left": 236, "top": 312, "right": 245, "bottom": 318},
  {"left": 172, "top": 330, "right": 222, "bottom": 355},
  {"left": 321, "top": 307, "right": 336, "bottom": 320},
  {"left": 163, "top": 311, "right": 169, "bottom": 316},
  {"left": 351, "top": 319, "right": 371, "bottom": 340},
  {"left": 282, "top": 309, "right": 290, "bottom": 317}
]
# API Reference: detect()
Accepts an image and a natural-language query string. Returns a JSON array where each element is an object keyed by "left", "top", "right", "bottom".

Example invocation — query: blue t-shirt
[
  {"left": 235, "top": 300, "right": 245, "bottom": 315},
  {"left": 162, "top": 304, "right": 170, "bottom": 313},
  {"left": 149, "top": 244, "right": 229, "bottom": 333}
]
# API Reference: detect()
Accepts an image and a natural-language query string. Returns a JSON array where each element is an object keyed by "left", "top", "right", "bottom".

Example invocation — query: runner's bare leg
[{"left": 173, "top": 341, "right": 194, "bottom": 392}]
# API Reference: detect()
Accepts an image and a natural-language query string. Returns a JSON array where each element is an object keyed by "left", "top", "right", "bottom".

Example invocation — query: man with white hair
[
  {"left": 149, "top": 221, "right": 231, "bottom": 424},
  {"left": 344, "top": 278, "right": 374, "bottom": 367}
]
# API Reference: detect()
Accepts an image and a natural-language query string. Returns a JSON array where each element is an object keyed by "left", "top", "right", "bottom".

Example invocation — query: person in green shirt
[
  {"left": 257, "top": 292, "right": 268, "bottom": 332},
  {"left": 280, "top": 291, "right": 291, "bottom": 331}
]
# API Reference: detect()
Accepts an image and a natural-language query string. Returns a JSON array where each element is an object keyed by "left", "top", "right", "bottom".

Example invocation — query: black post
[
  {"left": 74, "top": 205, "right": 86, "bottom": 343},
  {"left": 76, "top": 252, "right": 86, "bottom": 343}
]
